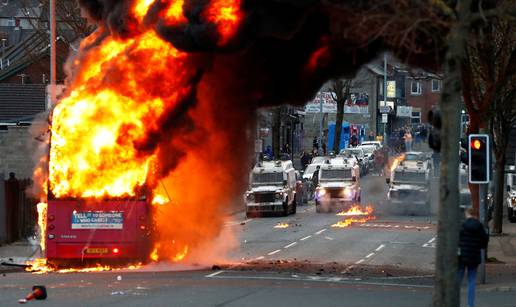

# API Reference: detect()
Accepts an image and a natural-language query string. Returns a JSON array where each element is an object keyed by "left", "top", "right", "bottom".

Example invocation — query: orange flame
[
  {"left": 41, "top": 0, "right": 245, "bottom": 266},
  {"left": 36, "top": 202, "right": 47, "bottom": 253},
  {"left": 274, "top": 223, "right": 289, "bottom": 229},
  {"left": 336, "top": 205, "right": 373, "bottom": 216},
  {"left": 204, "top": 0, "right": 243, "bottom": 45},
  {"left": 332, "top": 205, "right": 376, "bottom": 228}
]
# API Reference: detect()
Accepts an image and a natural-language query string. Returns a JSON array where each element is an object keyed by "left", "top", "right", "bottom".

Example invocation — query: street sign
[
  {"left": 381, "top": 113, "right": 388, "bottom": 123},
  {"left": 379, "top": 106, "right": 391, "bottom": 113}
]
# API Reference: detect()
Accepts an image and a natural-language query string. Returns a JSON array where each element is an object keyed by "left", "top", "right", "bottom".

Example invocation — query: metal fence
[{"left": 0, "top": 174, "right": 38, "bottom": 244}]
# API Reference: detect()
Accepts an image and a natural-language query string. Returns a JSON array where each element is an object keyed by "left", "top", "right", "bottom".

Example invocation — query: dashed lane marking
[
  {"left": 315, "top": 229, "right": 327, "bottom": 235},
  {"left": 254, "top": 256, "right": 265, "bottom": 260},
  {"left": 365, "top": 253, "right": 375, "bottom": 258},
  {"left": 205, "top": 270, "right": 225, "bottom": 278},
  {"left": 284, "top": 242, "right": 297, "bottom": 249},
  {"left": 268, "top": 249, "right": 281, "bottom": 256},
  {"left": 422, "top": 236, "right": 437, "bottom": 248},
  {"left": 355, "top": 259, "right": 365, "bottom": 264},
  {"left": 375, "top": 244, "right": 385, "bottom": 252},
  {"left": 300, "top": 235, "right": 312, "bottom": 241}
]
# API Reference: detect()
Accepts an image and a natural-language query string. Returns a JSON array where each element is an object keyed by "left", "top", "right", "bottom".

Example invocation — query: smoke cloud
[{"left": 55, "top": 0, "right": 453, "bottom": 263}]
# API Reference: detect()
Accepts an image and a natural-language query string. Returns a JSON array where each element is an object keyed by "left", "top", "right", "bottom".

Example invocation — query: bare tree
[
  {"left": 461, "top": 3, "right": 516, "bottom": 231},
  {"left": 329, "top": 79, "right": 351, "bottom": 153}
]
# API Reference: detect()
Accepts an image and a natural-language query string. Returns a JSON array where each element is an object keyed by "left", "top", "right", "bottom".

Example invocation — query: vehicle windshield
[
  {"left": 252, "top": 172, "right": 283, "bottom": 184},
  {"left": 393, "top": 171, "right": 426, "bottom": 183},
  {"left": 311, "top": 157, "right": 327, "bottom": 164},
  {"left": 359, "top": 146, "right": 375, "bottom": 154},
  {"left": 343, "top": 149, "right": 363, "bottom": 157},
  {"left": 404, "top": 153, "right": 422, "bottom": 161},
  {"left": 320, "top": 169, "right": 353, "bottom": 181}
]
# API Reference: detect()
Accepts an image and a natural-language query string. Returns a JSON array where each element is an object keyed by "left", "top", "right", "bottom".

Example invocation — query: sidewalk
[{"left": 0, "top": 240, "right": 40, "bottom": 273}]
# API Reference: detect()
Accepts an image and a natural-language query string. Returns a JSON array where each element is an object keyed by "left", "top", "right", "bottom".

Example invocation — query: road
[
  {"left": 226, "top": 175, "right": 438, "bottom": 271},
  {"left": 3, "top": 172, "right": 512, "bottom": 306}
]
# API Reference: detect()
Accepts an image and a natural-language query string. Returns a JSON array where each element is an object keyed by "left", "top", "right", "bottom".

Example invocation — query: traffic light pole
[{"left": 478, "top": 183, "right": 487, "bottom": 284}]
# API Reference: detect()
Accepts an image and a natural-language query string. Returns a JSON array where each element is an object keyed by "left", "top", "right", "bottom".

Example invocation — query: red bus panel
[{"left": 45, "top": 199, "right": 152, "bottom": 265}]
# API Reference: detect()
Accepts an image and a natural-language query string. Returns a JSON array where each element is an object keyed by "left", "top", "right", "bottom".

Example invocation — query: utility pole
[
  {"left": 49, "top": 0, "right": 57, "bottom": 106},
  {"left": 1, "top": 38, "right": 6, "bottom": 70},
  {"left": 433, "top": 0, "right": 472, "bottom": 306},
  {"left": 383, "top": 53, "right": 388, "bottom": 143},
  {"left": 319, "top": 93, "right": 324, "bottom": 154}
]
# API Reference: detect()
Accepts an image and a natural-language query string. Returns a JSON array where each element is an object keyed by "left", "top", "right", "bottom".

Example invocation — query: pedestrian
[
  {"left": 322, "top": 142, "right": 327, "bottom": 155},
  {"left": 312, "top": 165, "right": 320, "bottom": 188},
  {"left": 368, "top": 131, "right": 375, "bottom": 141},
  {"left": 313, "top": 136, "right": 319, "bottom": 151},
  {"left": 300, "top": 151, "right": 311, "bottom": 170},
  {"left": 458, "top": 208, "right": 489, "bottom": 307},
  {"left": 404, "top": 130, "right": 413, "bottom": 152},
  {"left": 350, "top": 134, "right": 358, "bottom": 147}
]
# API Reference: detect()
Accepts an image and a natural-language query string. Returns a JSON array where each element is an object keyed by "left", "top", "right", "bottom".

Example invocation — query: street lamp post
[
  {"left": 49, "top": 0, "right": 56, "bottom": 105},
  {"left": 383, "top": 53, "right": 388, "bottom": 144}
]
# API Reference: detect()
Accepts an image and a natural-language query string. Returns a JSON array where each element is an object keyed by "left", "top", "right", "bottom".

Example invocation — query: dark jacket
[{"left": 459, "top": 218, "right": 489, "bottom": 266}]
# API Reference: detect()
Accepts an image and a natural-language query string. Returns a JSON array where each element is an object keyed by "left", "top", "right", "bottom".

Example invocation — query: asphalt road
[
  {"left": 0, "top": 173, "right": 514, "bottom": 306},
  {"left": 227, "top": 174, "right": 438, "bottom": 271}
]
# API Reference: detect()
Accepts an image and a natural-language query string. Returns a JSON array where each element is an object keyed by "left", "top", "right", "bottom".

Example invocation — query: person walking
[
  {"left": 300, "top": 151, "right": 311, "bottom": 170},
  {"left": 458, "top": 208, "right": 489, "bottom": 307},
  {"left": 404, "top": 130, "right": 413, "bottom": 152}
]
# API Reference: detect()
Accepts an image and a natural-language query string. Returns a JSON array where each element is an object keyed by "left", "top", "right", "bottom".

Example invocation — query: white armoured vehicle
[{"left": 245, "top": 160, "right": 297, "bottom": 217}]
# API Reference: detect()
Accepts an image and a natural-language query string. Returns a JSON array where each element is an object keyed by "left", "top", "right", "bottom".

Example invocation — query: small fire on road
[
  {"left": 332, "top": 205, "right": 376, "bottom": 228},
  {"left": 274, "top": 223, "right": 289, "bottom": 229}
]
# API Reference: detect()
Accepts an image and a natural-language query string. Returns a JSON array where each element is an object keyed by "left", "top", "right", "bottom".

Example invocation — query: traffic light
[
  {"left": 428, "top": 108, "right": 441, "bottom": 152},
  {"left": 468, "top": 134, "right": 490, "bottom": 183}
]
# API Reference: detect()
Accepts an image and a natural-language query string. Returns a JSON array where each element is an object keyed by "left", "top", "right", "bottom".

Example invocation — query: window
[
  {"left": 410, "top": 81, "right": 422, "bottom": 95},
  {"left": 411, "top": 111, "right": 421, "bottom": 124},
  {"left": 432, "top": 79, "right": 441, "bottom": 92}
]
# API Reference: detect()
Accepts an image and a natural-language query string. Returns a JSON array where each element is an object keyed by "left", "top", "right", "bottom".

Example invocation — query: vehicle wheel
[
  {"left": 292, "top": 202, "right": 297, "bottom": 214},
  {"left": 283, "top": 198, "right": 289, "bottom": 216},
  {"left": 508, "top": 207, "right": 516, "bottom": 223}
]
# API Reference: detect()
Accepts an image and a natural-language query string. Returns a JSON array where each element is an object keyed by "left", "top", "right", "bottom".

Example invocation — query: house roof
[{"left": 0, "top": 83, "right": 46, "bottom": 122}]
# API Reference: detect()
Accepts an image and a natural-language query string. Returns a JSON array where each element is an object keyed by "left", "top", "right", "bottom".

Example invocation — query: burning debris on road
[{"left": 332, "top": 205, "right": 376, "bottom": 228}]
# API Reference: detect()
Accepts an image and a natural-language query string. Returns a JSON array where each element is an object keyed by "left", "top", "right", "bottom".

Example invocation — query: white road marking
[
  {"left": 205, "top": 270, "right": 225, "bottom": 278},
  {"left": 284, "top": 242, "right": 297, "bottom": 249},
  {"left": 355, "top": 259, "right": 365, "bottom": 264},
  {"left": 365, "top": 253, "right": 375, "bottom": 258},
  {"left": 315, "top": 229, "right": 327, "bottom": 235},
  {"left": 422, "top": 236, "right": 437, "bottom": 248},
  {"left": 429, "top": 237, "right": 436, "bottom": 243},
  {"left": 394, "top": 225, "right": 400, "bottom": 228},
  {"left": 300, "top": 235, "right": 312, "bottom": 241},
  {"left": 375, "top": 244, "right": 386, "bottom": 252},
  {"left": 268, "top": 249, "right": 281, "bottom": 256},
  {"left": 254, "top": 256, "right": 265, "bottom": 260},
  {"left": 206, "top": 273, "right": 433, "bottom": 288},
  {"left": 324, "top": 236, "right": 334, "bottom": 241}
]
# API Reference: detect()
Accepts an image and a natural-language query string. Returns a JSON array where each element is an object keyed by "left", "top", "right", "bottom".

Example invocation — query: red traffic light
[{"left": 471, "top": 139, "right": 482, "bottom": 150}]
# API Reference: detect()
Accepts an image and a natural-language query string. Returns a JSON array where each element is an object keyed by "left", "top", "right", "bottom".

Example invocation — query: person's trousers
[{"left": 458, "top": 262, "right": 478, "bottom": 307}]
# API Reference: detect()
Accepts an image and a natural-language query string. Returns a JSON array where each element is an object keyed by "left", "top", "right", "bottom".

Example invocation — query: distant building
[{"left": 405, "top": 71, "right": 442, "bottom": 124}]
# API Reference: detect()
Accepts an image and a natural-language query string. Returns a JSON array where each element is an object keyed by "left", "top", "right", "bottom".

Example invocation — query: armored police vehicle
[
  {"left": 386, "top": 159, "right": 431, "bottom": 215},
  {"left": 245, "top": 160, "right": 297, "bottom": 217},
  {"left": 315, "top": 159, "right": 361, "bottom": 213}
]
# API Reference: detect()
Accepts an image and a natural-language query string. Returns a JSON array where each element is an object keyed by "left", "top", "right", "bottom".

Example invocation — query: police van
[
  {"left": 386, "top": 159, "right": 431, "bottom": 215},
  {"left": 245, "top": 160, "right": 297, "bottom": 217},
  {"left": 315, "top": 159, "right": 361, "bottom": 213}
]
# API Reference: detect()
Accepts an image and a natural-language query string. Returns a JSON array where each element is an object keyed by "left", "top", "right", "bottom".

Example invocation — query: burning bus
[{"left": 44, "top": 197, "right": 154, "bottom": 267}]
